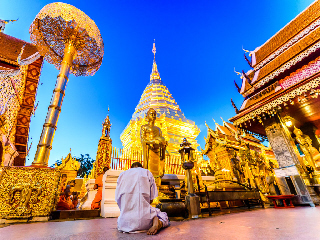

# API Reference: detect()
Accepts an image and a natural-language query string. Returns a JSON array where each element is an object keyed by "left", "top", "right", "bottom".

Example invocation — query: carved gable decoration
[{"left": 56, "top": 153, "right": 80, "bottom": 172}]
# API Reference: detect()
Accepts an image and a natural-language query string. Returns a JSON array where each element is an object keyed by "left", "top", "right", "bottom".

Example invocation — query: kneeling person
[{"left": 115, "top": 162, "right": 169, "bottom": 235}]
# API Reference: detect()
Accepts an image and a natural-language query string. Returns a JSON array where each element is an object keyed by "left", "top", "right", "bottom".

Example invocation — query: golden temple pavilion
[
  {"left": 230, "top": 0, "right": 320, "bottom": 205},
  {"left": 120, "top": 43, "right": 200, "bottom": 156},
  {"left": 202, "top": 119, "right": 277, "bottom": 192}
]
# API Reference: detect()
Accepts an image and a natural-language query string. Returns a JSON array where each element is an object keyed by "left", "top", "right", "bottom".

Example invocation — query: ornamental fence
[{"left": 109, "top": 146, "right": 185, "bottom": 175}]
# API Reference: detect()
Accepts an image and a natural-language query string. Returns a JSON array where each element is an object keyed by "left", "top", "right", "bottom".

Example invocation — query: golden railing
[{"left": 110, "top": 147, "right": 185, "bottom": 175}]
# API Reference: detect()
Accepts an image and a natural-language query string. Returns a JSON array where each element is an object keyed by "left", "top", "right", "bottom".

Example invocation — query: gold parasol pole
[{"left": 32, "top": 42, "right": 76, "bottom": 166}]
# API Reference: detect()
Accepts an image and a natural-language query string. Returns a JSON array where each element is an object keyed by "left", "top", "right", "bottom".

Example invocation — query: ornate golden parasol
[{"left": 29, "top": 2, "right": 104, "bottom": 166}]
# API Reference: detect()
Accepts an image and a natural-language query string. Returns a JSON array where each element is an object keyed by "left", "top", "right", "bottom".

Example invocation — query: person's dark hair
[
  {"left": 131, "top": 162, "right": 142, "bottom": 168},
  {"left": 103, "top": 166, "right": 109, "bottom": 172},
  {"left": 61, "top": 174, "right": 67, "bottom": 178},
  {"left": 67, "top": 180, "right": 76, "bottom": 186}
]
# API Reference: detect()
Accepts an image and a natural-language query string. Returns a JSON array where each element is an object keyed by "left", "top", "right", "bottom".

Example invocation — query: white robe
[{"left": 115, "top": 167, "right": 169, "bottom": 232}]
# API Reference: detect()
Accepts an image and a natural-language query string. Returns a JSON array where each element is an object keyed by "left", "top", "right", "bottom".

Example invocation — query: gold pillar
[{"left": 32, "top": 43, "right": 76, "bottom": 166}]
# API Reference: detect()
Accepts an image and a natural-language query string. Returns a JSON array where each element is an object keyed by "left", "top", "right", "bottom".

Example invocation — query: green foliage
[
  {"left": 50, "top": 159, "right": 61, "bottom": 168},
  {"left": 50, "top": 153, "right": 95, "bottom": 178},
  {"left": 76, "top": 154, "right": 95, "bottom": 178}
]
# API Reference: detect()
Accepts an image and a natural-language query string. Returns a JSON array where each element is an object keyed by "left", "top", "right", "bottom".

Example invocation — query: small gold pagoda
[
  {"left": 55, "top": 150, "right": 81, "bottom": 182},
  {"left": 202, "top": 119, "right": 277, "bottom": 192},
  {"left": 93, "top": 112, "right": 112, "bottom": 178},
  {"left": 120, "top": 42, "right": 200, "bottom": 157}
]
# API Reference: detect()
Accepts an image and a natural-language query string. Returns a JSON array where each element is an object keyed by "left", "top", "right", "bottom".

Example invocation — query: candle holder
[{"left": 179, "top": 138, "right": 200, "bottom": 218}]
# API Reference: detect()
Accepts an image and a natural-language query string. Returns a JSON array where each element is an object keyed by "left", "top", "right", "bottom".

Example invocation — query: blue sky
[{"left": 1, "top": 0, "right": 315, "bottom": 166}]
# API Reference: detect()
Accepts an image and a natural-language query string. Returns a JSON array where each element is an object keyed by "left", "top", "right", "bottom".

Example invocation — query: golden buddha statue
[
  {"left": 141, "top": 108, "right": 167, "bottom": 187},
  {"left": 294, "top": 127, "right": 320, "bottom": 170}
]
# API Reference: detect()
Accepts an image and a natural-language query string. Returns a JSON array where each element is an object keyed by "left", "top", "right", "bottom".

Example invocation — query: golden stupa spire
[
  {"left": 152, "top": 39, "right": 156, "bottom": 61},
  {"left": 150, "top": 39, "right": 161, "bottom": 81}
]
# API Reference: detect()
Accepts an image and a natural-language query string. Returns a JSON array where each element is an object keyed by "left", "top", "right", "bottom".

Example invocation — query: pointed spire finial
[
  {"left": 102, "top": 109, "right": 111, "bottom": 138},
  {"left": 234, "top": 67, "right": 243, "bottom": 79},
  {"left": 150, "top": 40, "right": 161, "bottom": 81},
  {"left": 242, "top": 46, "right": 252, "bottom": 56},
  {"left": 0, "top": 19, "right": 18, "bottom": 33},
  {"left": 231, "top": 98, "right": 239, "bottom": 114},
  {"left": 152, "top": 39, "right": 156, "bottom": 61},
  {"left": 234, "top": 80, "right": 241, "bottom": 93}
]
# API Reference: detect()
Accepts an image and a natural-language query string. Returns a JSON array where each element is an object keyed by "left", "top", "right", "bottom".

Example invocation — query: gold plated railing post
[{"left": 32, "top": 43, "right": 76, "bottom": 166}]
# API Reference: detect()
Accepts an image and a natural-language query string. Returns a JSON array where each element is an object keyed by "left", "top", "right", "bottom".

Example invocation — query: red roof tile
[{"left": 0, "top": 32, "right": 38, "bottom": 65}]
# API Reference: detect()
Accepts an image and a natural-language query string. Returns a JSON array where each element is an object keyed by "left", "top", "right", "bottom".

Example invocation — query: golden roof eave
[
  {"left": 253, "top": 0, "right": 320, "bottom": 66},
  {"left": 230, "top": 74, "right": 320, "bottom": 125}
]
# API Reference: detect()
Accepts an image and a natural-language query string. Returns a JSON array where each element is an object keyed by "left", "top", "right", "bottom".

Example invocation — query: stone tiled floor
[{"left": 1, "top": 207, "right": 319, "bottom": 240}]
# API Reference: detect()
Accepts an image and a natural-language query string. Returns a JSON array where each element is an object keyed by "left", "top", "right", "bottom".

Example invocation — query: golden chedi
[{"left": 121, "top": 42, "right": 200, "bottom": 161}]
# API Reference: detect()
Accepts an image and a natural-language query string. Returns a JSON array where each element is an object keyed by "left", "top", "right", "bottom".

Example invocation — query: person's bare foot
[{"left": 147, "top": 216, "right": 163, "bottom": 235}]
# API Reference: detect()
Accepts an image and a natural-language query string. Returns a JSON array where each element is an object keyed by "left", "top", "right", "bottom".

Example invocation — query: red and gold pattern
[
  {"left": 14, "top": 57, "right": 43, "bottom": 166},
  {"left": 280, "top": 56, "right": 320, "bottom": 90}
]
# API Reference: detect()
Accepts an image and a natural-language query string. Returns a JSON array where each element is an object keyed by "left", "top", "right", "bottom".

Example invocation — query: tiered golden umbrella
[{"left": 29, "top": 2, "right": 104, "bottom": 166}]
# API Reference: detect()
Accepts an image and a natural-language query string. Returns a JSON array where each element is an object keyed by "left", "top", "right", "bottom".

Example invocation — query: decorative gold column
[
  {"left": 264, "top": 116, "right": 315, "bottom": 206},
  {"left": 33, "top": 43, "right": 76, "bottom": 166}
]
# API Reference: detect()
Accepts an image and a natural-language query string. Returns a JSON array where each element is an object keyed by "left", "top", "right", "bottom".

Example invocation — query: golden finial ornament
[
  {"left": 102, "top": 106, "right": 111, "bottom": 138},
  {"left": 212, "top": 118, "right": 217, "bottom": 124},
  {"left": 234, "top": 67, "right": 244, "bottom": 79},
  {"left": 0, "top": 19, "right": 18, "bottom": 32},
  {"left": 30, "top": 2, "right": 104, "bottom": 166},
  {"left": 152, "top": 39, "right": 156, "bottom": 61},
  {"left": 150, "top": 40, "right": 160, "bottom": 81}
]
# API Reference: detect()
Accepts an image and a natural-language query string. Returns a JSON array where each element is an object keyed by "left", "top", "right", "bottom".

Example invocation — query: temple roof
[
  {"left": 252, "top": 1, "right": 320, "bottom": 67},
  {"left": 230, "top": 1, "right": 320, "bottom": 133},
  {"left": 216, "top": 124, "right": 232, "bottom": 136},
  {"left": 206, "top": 120, "right": 261, "bottom": 145},
  {"left": 236, "top": 1, "right": 320, "bottom": 99},
  {"left": 0, "top": 30, "right": 43, "bottom": 166},
  {"left": 202, "top": 120, "right": 263, "bottom": 155},
  {"left": 0, "top": 32, "right": 38, "bottom": 67},
  {"left": 224, "top": 121, "right": 238, "bottom": 133}
]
